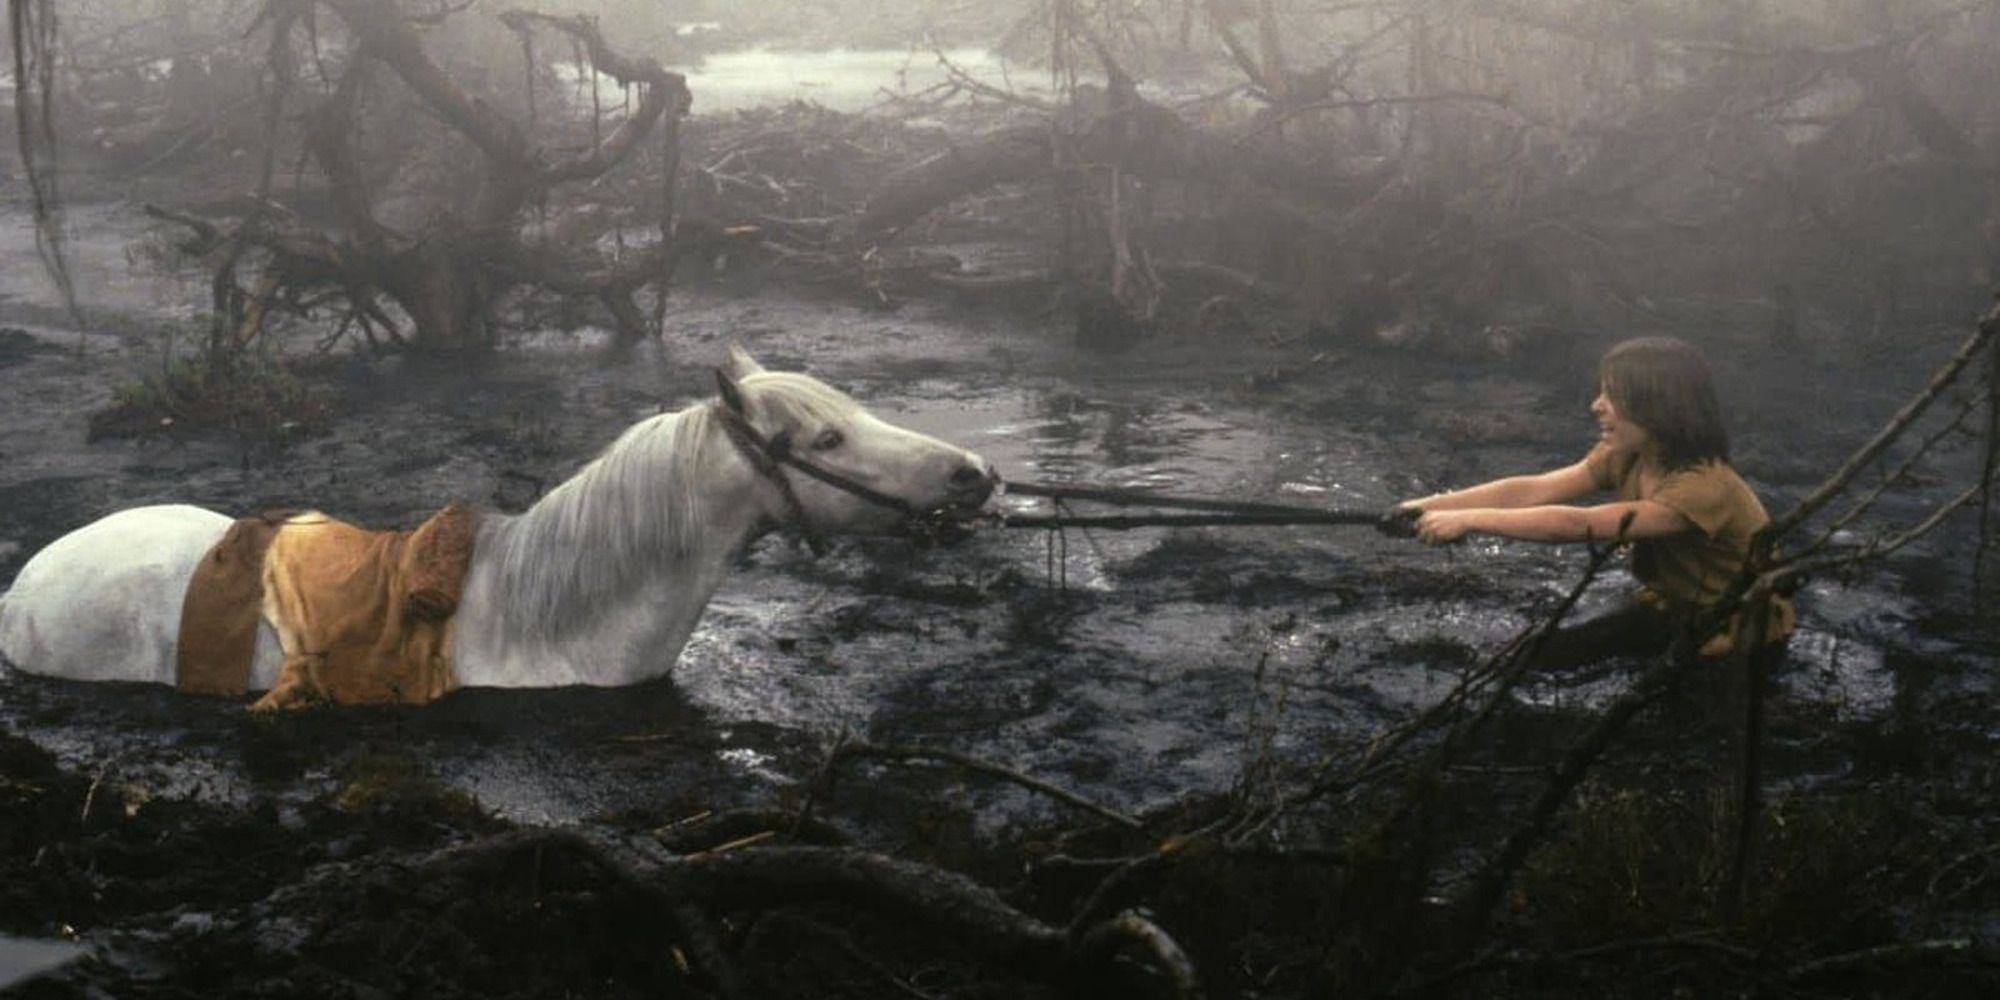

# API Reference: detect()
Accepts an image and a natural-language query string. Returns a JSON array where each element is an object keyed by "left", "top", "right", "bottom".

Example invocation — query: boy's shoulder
[
  {"left": 1658, "top": 460, "right": 1764, "bottom": 535},
  {"left": 1583, "top": 442, "right": 1636, "bottom": 492}
]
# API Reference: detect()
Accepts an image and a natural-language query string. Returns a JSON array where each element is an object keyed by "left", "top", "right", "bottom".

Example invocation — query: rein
[
  {"left": 708, "top": 389, "right": 1406, "bottom": 548},
  {"left": 989, "top": 481, "right": 1411, "bottom": 534}
]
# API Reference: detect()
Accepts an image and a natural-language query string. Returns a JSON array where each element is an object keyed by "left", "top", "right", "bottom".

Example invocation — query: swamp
[{"left": 0, "top": 1, "right": 1996, "bottom": 997}]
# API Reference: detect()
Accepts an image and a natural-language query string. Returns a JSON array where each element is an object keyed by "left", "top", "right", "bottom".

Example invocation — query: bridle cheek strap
[
  {"left": 712, "top": 403, "right": 922, "bottom": 556},
  {"left": 714, "top": 403, "right": 826, "bottom": 555}
]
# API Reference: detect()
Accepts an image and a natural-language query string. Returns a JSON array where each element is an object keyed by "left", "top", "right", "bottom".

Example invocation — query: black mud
[{"left": 0, "top": 201, "right": 1996, "bottom": 997}]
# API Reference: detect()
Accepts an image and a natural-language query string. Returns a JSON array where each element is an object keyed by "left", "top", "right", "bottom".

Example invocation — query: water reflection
[{"left": 549, "top": 47, "right": 1051, "bottom": 115}]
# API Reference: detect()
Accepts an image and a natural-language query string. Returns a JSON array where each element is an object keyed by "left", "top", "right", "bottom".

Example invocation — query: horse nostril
[{"left": 949, "top": 463, "right": 992, "bottom": 492}]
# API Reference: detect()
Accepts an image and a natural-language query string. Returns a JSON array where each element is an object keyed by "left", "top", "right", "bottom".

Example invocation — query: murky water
[
  {"left": 685, "top": 47, "right": 1043, "bottom": 114},
  {"left": 0, "top": 202, "right": 1990, "bottom": 841},
  {"left": 547, "top": 47, "right": 1054, "bottom": 115},
  {"left": 0, "top": 201, "right": 204, "bottom": 321}
]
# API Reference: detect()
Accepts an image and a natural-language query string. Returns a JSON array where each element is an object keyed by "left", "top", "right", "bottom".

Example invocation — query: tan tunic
[{"left": 1583, "top": 444, "right": 1793, "bottom": 653}]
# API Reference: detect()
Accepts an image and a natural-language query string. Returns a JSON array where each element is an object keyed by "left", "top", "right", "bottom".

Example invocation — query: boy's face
[{"left": 1591, "top": 384, "right": 1652, "bottom": 457}]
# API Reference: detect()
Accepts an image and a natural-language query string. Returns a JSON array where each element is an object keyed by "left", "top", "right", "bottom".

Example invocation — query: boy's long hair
[{"left": 1599, "top": 336, "right": 1730, "bottom": 469}]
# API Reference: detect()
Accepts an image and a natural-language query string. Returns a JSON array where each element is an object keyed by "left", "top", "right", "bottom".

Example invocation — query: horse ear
[
  {"left": 714, "top": 368, "right": 747, "bottom": 414},
  {"left": 722, "top": 342, "right": 766, "bottom": 380}
]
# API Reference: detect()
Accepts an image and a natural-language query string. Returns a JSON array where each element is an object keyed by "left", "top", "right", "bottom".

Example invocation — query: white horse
[{"left": 0, "top": 347, "right": 997, "bottom": 703}]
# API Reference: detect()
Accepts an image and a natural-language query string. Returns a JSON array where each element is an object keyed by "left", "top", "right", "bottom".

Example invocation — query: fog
[
  {"left": 3, "top": 2, "right": 1998, "bottom": 998},
  {"left": 15, "top": 0, "right": 1997, "bottom": 351}
]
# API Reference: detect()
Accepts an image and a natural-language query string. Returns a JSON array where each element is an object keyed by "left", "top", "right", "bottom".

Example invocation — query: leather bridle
[{"left": 711, "top": 398, "right": 932, "bottom": 555}]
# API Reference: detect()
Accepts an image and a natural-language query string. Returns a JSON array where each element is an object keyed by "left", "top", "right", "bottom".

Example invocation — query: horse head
[{"left": 713, "top": 345, "right": 998, "bottom": 541}]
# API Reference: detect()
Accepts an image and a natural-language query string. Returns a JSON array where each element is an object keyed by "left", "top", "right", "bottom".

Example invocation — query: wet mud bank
[{"left": 1, "top": 199, "right": 1996, "bottom": 996}]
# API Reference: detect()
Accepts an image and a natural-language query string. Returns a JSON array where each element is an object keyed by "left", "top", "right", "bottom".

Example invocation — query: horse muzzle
[
  {"left": 945, "top": 458, "right": 1000, "bottom": 509},
  {"left": 905, "top": 458, "right": 999, "bottom": 545}
]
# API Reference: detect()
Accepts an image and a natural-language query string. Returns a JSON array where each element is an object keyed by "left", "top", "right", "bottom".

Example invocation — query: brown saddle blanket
[{"left": 175, "top": 502, "right": 481, "bottom": 705}]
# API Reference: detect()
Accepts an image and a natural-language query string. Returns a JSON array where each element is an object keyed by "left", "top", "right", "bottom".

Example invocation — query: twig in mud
[
  {"left": 790, "top": 729, "right": 854, "bottom": 838},
  {"left": 1074, "top": 910, "right": 1203, "bottom": 1000},
  {"left": 657, "top": 809, "right": 714, "bottom": 830},
  {"left": 80, "top": 751, "right": 133, "bottom": 824},
  {"left": 1062, "top": 831, "right": 1207, "bottom": 936},
  {"left": 1926, "top": 842, "right": 2000, "bottom": 902},
  {"left": 690, "top": 829, "right": 778, "bottom": 858},
  {"left": 608, "top": 731, "right": 698, "bottom": 745},
  {"left": 1391, "top": 930, "right": 1754, "bottom": 996},
  {"left": 1228, "top": 647, "right": 1289, "bottom": 845},
  {"left": 832, "top": 740, "right": 1142, "bottom": 830},
  {"left": 1780, "top": 937, "right": 1992, "bottom": 985},
  {"left": 671, "top": 903, "right": 750, "bottom": 1000}
]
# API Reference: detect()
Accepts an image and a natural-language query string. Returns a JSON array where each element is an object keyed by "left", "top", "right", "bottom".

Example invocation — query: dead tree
[
  {"left": 827, "top": 1, "right": 1997, "bottom": 351},
  {"left": 150, "top": 0, "right": 690, "bottom": 354}
]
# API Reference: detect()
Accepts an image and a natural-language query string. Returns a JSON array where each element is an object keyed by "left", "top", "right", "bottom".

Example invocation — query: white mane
[
  {"left": 474, "top": 403, "right": 724, "bottom": 638},
  {"left": 471, "top": 374, "right": 864, "bottom": 639}
]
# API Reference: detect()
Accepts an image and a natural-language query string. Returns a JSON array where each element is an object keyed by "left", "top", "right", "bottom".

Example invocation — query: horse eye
[{"left": 811, "top": 428, "right": 845, "bottom": 452}]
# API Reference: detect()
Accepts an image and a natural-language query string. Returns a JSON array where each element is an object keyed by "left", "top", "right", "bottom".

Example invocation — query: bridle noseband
[{"left": 711, "top": 399, "right": 928, "bottom": 556}]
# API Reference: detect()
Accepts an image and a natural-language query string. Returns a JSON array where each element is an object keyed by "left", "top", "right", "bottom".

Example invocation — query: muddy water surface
[{"left": 0, "top": 201, "right": 1991, "bottom": 850}]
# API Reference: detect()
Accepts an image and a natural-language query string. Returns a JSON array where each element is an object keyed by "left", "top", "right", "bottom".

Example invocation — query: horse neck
[{"left": 456, "top": 408, "right": 766, "bottom": 684}]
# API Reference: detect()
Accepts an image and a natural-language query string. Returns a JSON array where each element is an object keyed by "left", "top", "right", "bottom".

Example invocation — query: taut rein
[
  {"left": 710, "top": 396, "right": 1409, "bottom": 549},
  {"left": 713, "top": 401, "right": 959, "bottom": 555},
  {"left": 990, "top": 481, "right": 1413, "bottom": 533}
]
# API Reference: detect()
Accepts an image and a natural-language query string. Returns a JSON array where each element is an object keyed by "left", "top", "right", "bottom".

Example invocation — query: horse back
[{"left": 0, "top": 505, "right": 238, "bottom": 685}]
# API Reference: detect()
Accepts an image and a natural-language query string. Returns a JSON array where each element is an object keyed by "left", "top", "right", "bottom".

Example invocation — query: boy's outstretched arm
[
  {"left": 1401, "top": 459, "right": 1598, "bottom": 513},
  {"left": 1414, "top": 499, "right": 1691, "bottom": 545}
]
